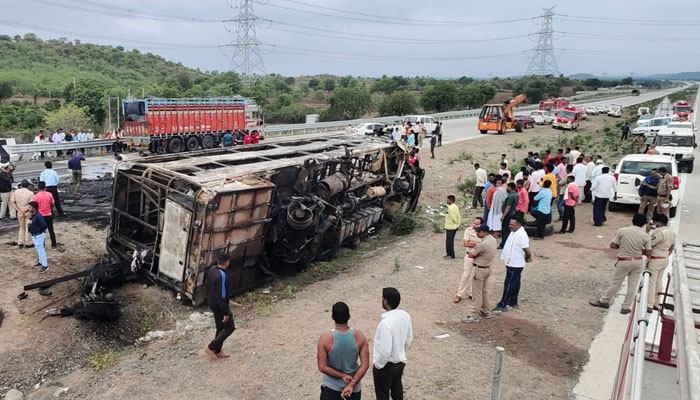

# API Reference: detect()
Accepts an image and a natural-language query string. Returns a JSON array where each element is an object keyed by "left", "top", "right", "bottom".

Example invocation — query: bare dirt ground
[{"left": 0, "top": 111, "right": 645, "bottom": 400}]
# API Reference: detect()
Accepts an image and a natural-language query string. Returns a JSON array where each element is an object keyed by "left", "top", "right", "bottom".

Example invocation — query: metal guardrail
[
  {"left": 7, "top": 139, "right": 116, "bottom": 154},
  {"left": 673, "top": 242, "right": 700, "bottom": 400}
]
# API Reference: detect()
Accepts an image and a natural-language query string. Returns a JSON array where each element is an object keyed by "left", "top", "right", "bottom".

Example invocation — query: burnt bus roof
[{"left": 117, "top": 133, "right": 400, "bottom": 188}]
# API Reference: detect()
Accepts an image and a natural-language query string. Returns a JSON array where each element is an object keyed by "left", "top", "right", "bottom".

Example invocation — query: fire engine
[
  {"left": 553, "top": 106, "right": 584, "bottom": 131},
  {"left": 672, "top": 101, "right": 693, "bottom": 121},
  {"left": 538, "top": 97, "right": 568, "bottom": 112}
]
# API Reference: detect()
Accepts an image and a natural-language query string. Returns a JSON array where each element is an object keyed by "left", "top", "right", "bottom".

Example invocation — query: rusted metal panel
[{"left": 158, "top": 199, "right": 191, "bottom": 282}]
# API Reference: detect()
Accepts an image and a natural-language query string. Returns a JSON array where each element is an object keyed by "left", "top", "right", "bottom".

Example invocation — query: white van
[
  {"left": 654, "top": 122, "right": 696, "bottom": 173},
  {"left": 609, "top": 154, "right": 680, "bottom": 218},
  {"left": 402, "top": 115, "right": 437, "bottom": 135},
  {"left": 530, "top": 110, "right": 554, "bottom": 124}
]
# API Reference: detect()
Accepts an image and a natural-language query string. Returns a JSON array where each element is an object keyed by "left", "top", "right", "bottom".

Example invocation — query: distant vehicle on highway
[
  {"left": 401, "top": 115, "right": 437, "bottom": 135},
  {"left": 595, "top": 104, "right": 608, "bottom": 114},
  {"left": 608, "top": 104, "right": 623, "bottom": 117},
  {"left": 553, "top": 106, "right": 584, "bottom": 130},
  {"left": 673, "top": 100, "right": 693, "bottom": 121},
  {"left": 637, "top": 107, "right": 650, "bottom": 116},
  {"left": 353, "top": 122, "right": 387, "bottom": 136},
  {"left": 513, "top": 115, "right": 535, "bottom": 129},
  {"left": 584, "top": 106, "right": 598, "bottom": 115},
  {"left": 530, "top": 110, "right": 554, "bottom": 124},
  {"left": 610, "top": 154, "right": 679, "bottom": 218}
]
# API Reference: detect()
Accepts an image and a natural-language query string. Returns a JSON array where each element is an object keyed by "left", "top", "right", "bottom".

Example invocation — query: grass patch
[
  {"left": 390, "top": 211, "right": 419, "bottom": 236},
  {"left": 281, "top": 283, "right": 297, "bottom": 299},
  {"left": 447, "top": 150, "right": 473, "bottom": 164},
  {"left": 431, "top": 219, "right": 445, "bottom": 234},
  {"left": 393, "top": 256, "right": 401, "bottom": 273},
  {"left": 457, "top": 178, "right": 476, "bottom": 194},
  {"left": 87, "top": 350, "right": 119, "bottom": 372},
  {"left": 511, "top": 139, "right": 525, "bottom": 149}
]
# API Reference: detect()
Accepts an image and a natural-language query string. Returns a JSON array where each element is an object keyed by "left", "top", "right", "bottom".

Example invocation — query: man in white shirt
[
  {"left": 571, "top": 157, "right": 587, "bottom": 204},
  {"left": 584, "top": 156, "right": 595, "bottom": 203},
  {"left": 570, "top": 146, "right": 581, "bottom": 161},
  {"left": 493, "top": 217, "right": 532, "bottom": 312},
  {"left": 591, "top": 166, "right": 617, "bottom": 226},
  {"left": 472, "top": 163, "right": 487, "bottom": 208},
  {"left": 500, "top": 154, "right": 509, "bottom": 169},
  {"left": 528, "top": 162, "right": 545, "bottom": 208},
  {"left": 373, "top": 287, "right": 413, "bottom": 400}
]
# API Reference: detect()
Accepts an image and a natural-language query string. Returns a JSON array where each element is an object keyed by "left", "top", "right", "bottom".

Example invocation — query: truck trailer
[
  {"left": 121, "top": 97, "right": 264, "bottom": 153},
  {"left": 107, "top": 133, "right": 423, "bottom": 305}
]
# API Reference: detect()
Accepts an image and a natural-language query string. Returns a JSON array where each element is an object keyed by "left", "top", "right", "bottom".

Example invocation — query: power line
[
  {"left": 559, "top": 31, "right": 700, "bottom": 42},
  {"left": 257, "top": 1, "right": 535, "bottom": 26},
  {"left": 229, "top": 0, "right": 266, "bottom": 87},
  {"left": 556, "top": 13, "right": 700, "bottom": 26},
  {"left": 526, "top": 6, "right": 558, "bottom": 76},
  {"left": 26, "top": 0, "right": 233, "bottom": 23}
]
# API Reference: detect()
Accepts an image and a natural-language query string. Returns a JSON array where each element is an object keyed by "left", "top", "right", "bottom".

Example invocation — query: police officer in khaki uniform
[
  {"left": 646, "top": 214, "right": 675, "bottom": 311},
  {"left": 455, "top": 217, "right": 485, "bottom": 303},
  {"left": 655, "top": 167, "right": 673, "bottom": 218},
  {"left": 462, "top": 224, "right": 498, "bottom": 323},
  {"left": 631, "top": 134, "right": 645, "bottom": 154},
  {"left": 590, "top": 214, "right": 652, "bottom": 314}
]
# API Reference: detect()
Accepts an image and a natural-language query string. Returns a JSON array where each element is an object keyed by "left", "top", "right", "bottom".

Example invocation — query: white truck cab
[
  {"left": 654, "top": 122, "right": 696, "bottom": 173},
  {"left": 609, "top": 154, "right": 680, "bottom": 218}
]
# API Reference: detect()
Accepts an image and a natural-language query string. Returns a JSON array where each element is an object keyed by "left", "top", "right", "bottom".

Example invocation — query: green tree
[
  {"left": 64, "top": 79, "right": 106, "bottom": 124},
  {"left": 378, "top": 91, "right": 417, "bottom": 116},
  {"left": 370, "top": 77, "right": 399, "bottom": 95},
  {"left": 308, "top": 78, "right": 320, "bottom": 89},
  {"left": 45, "top": 104, "right": 93, "bottom": 131},
  {"left": 458, "top": 82, "right": 496, "bottom": 109},
  {"left": 620, "top": 77, "right": 634, "bottom": 85},
  {"left": 420, "top": 81, "right": 458, "bottom": 112},
  {"left": 43, "top": 98, "right": 61, "bottom": 111},
  {"left": 322, "top": 87, "right": 372, "bottom": 120},
  {"left": 0, "top": 81, "right": 13, "bottom": 103},
  {"left": 323, "top": 78, "right": 336, "bottom": 91},
  {"left": 339, "top": 76, "right": 357, "bottom": 88}
]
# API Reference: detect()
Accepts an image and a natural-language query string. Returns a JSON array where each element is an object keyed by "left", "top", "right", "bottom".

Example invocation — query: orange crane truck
[{"left": 478, "top": 94, "right": 527, "bottom": 134}]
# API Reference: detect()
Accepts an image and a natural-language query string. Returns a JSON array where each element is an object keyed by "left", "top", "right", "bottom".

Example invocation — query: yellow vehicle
[{"left": 478, "top": 94, "right": 527, "bottom": 134}]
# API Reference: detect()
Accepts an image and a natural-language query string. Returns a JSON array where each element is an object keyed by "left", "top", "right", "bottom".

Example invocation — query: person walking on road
[
  {"left": 204, "top": 253, "right": 236, "bottom": 360},
  {"left": 444, "top": 195, "right": 461, "bottom": 259},
  {"left": 0, "top": 163, "right": 15, "bottom": 219},
  {"left": 590, "top": 214, "right": 651, "bottom": 314},
  {"left": 317, "top": 302, "right": 369, "bottom": 400},
  {"left": 620, "top": 122, "right": 630, "bottom": 141},
  {"left": 373, "top": 287, "right": 413, "bottom": 400},
  {"left": 10, "top": 180, "right": 34, "bottom": 248},
  {"left": 32, "top": 182, "right": 58, "bottom": 249},
  {"left": 67, "top": 152, "right": 85, "bottom": 196},
  {"left": 472, "top": 164, "right": 487, "bottom": 209},
  {"left": 646, "top": 214, "right": 675, "bottom": 312},
  {"left": 638, "top": 169, "right": 659, "bottom": 220},
  {"left": 493, "top": 217, "right": 532, "bottom": 312},
  {"left": 655, "top": 167, "right": 673, "bottom": 219},
  {"left": 430, "top": 134, "right": 437, "bottom": 158},
  {"left": 455, "top": 217, "right": 485, "bottom": 303},
  {"left": 462, "top": 224, "right": 498, "bottom": 323},
  {"left": 39, "top": 161, "right": 64, "bottom": 216},
  {"left": 27, "top": 201, "right": 49, "bottom": 273},
  {"left": 591, "top": 167, "right": 617, "bottom": 226},
  {"left": 558, "top": 175, "right": 579, "bottom": 234}
]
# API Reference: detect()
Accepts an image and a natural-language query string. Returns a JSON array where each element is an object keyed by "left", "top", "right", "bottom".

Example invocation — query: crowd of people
[{"left": 31, "top": 128, "right": 97, "bottom": 160}]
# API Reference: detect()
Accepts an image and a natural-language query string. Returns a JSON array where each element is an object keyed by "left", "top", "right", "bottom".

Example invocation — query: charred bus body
[{"left": 108, "top": 133, "right": 422, "bottom": 305}]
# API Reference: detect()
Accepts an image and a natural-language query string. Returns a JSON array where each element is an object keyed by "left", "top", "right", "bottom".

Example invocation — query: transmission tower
[
  {"left": 525, "top": 6, "right": 559, "bottom": 76},
  {"left": 229, "top": 0, "right": 266, "bottom": 87}
]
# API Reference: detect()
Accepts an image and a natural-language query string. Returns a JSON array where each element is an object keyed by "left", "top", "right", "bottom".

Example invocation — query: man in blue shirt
[
  {"left": 638, "top": 169, "right": 660, "bottom": 221},
  {"left": 531, "top": 180, "right": 553, "bottom": 239},
  {"left": 204, "top": 253, "right": 235, "bottom": 359},
  {"left": 39, "top": 161, "right": 64, "bottom": 216},
  {"left": 222, "top": 131, "right": 234, "bottom": 147},
  {"left": 28, "top": 201, "right": 49, "bottom": 273},
  {"left": 67, "top": 153, "right": 85, "bottom": 196},
  {"left": 482, "top": 173, "right": 496, "bottom": 221}
]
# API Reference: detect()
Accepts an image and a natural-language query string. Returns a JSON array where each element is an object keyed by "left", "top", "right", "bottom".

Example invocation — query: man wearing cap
[
  {"left": 10, "top": 180, "right": 34, "bottom": 248},
  {"left": 27, "top": 201, "right": 49, "bottom": 273},
  {"left": 638, "top": 169, "right": 659, "bottom": 220},
  {"left": 655, "top": 167, "right": 673, "bottom": 218},
  {"left": 455, "top": 217, "right": 485, "bottom": 303},
  {"left": 462, "top": 224, "right": 498, "bottom": 323},
  {"left": 590, "top": 214, "right": 651, "bottom": 314},
  {"left": 646, "top": 214, "right": 675, "bottom": 312}
]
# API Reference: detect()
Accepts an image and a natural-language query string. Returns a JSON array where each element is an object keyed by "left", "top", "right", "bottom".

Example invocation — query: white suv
[
  {"left": 654, "top": 122, "right": 696, "bottom": 173},
  {"left": 530, "top": 110, "right": 554, "bottom": 124},
  {"left": 402, "top": 115, "right": 437, "bottom": 136},
  {"left": 609, "top": 154, "right": 680, "bottom": 218}
]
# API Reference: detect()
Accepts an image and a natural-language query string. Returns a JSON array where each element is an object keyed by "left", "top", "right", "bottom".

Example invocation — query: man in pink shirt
[
  {"left": 515, "top": 179, "right": 529, "bottom": 219},
  {"left": 558, "top": 175, "right": 579, "bottom": 234},
  {"left": 31, "top": 181, "right": 58, "bottom": 248}
]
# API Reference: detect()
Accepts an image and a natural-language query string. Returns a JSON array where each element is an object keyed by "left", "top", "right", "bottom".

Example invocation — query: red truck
[
  {"left": 672, "top": 100, "right": 693, "bottom": 121},
  {"left": 539, "top": 97, "right": 569, "bottom": 112},
  {"left": 552, "top": 106, "right": 584, "bottom": 130},
  {"left": 122, "top": 97, "right": 264, "bottom": 153}
]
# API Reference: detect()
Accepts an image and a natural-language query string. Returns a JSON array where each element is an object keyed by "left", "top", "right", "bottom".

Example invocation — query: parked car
[
  {"left": 530, "top": 110, "right": 554, "bottom": 124},
  {"left": 637, "top": 107, "right": 650, "bottom": 116},
  {"left": 608, "top": 104, "right": 622, "bottom": 117},
  {"left": 633, "top": 121, "right": 650, "bottom": 135},
  {"left": 637, "top": 114, "right": 653, "bottom": 125},
  {"left": 402, "top": 115, "right": 437, "bottom": 136},
  {"left": 513, "top": 115, "right": 535, "bottom": 129},
  {"left": 595, "top": 104, "right": 608, "bottom": 114},
  {"left": 609, "top": 154, "right": 679, "bottom": 218},
  {"left": 353, "top": 122, "right": 388, "bottom": 136},
  {"left": 654, "top": 122, "right": 696, "bottom": 172},
  {"left": 645, "top": 116, "right": 679, "bottom": 140},
  {"left": 584, "top": 106, "right": 598, "bottom": 115}
]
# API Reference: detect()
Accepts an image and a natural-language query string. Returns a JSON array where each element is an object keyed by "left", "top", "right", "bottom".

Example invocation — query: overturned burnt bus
[{"left": 108, "top": 133, "right": 423, "bottom": 305}]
